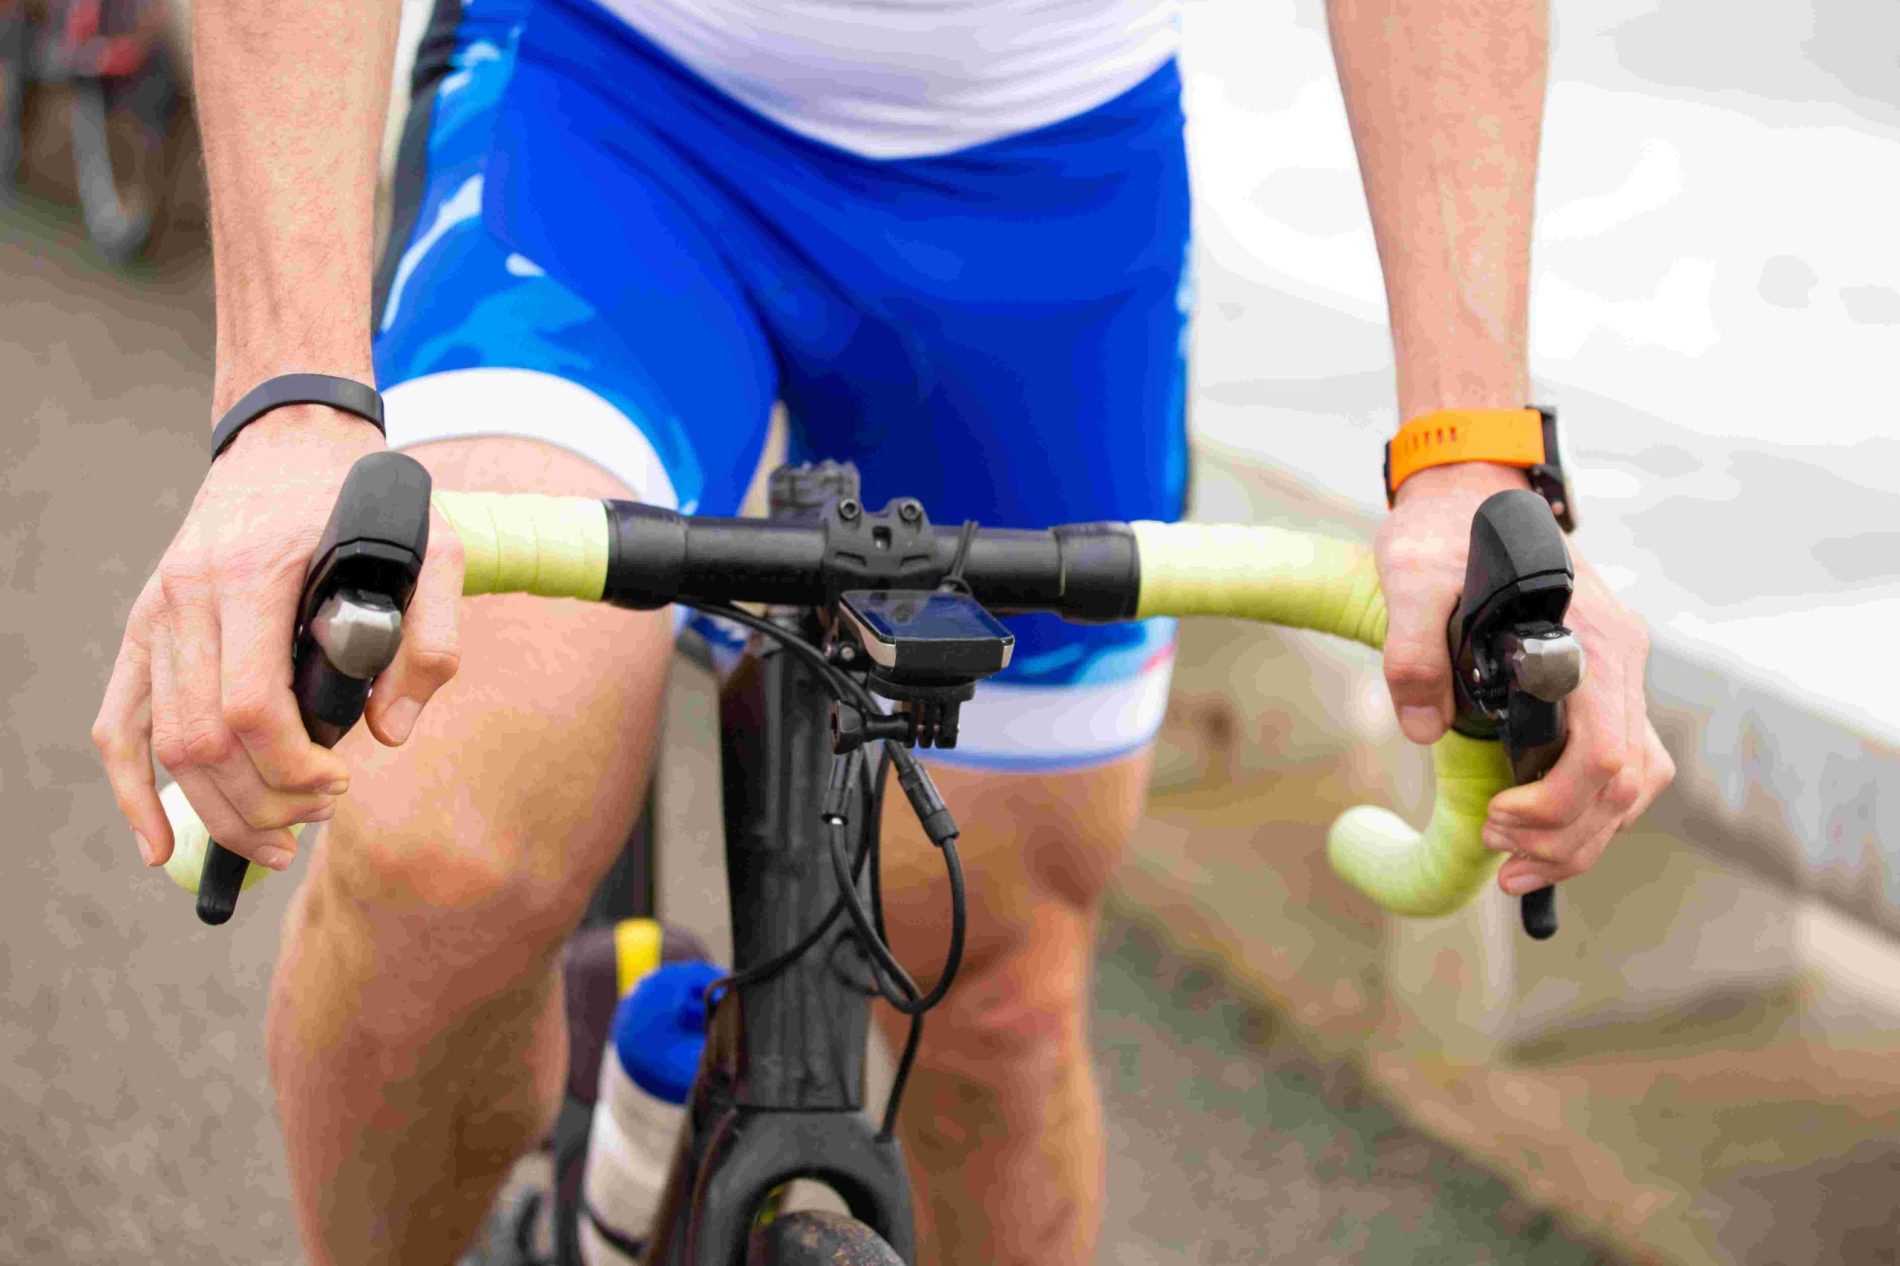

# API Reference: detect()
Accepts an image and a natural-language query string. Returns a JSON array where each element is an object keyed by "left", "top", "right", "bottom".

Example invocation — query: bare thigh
[
  {"left": 309, "top": 435, "right": 674, "bottom": 985},
  {"left": 876, "top": 754, "right": 1151, "bottom": 1013}
]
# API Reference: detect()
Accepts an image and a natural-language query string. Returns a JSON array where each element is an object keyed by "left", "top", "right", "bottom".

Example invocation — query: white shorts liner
[{"left": 381, "top": 367, "right": 682, "bottom": 511}]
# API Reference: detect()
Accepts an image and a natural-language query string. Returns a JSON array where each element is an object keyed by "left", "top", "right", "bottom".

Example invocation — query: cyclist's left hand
[{"left": 1374, "top": 462, "right": 1675, "bottom": 896}]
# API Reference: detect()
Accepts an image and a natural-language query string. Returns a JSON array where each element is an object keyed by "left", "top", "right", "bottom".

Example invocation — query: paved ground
[
  {"left": 1, "top": 139, "right": 1616, "bottom": 1261},
  {"left": 1093, "top": 918, "right": 1616, "bottom": 1266}
]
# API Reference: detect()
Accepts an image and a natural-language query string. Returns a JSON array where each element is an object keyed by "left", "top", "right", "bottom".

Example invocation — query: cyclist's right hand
[{"left": 91, "top": 407, "right": 464, "bottom": 874}]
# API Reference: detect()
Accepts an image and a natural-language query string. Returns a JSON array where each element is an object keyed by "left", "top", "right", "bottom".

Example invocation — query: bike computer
[{"left": 837, "top": 589, "right": 1014, "bottom": 681}]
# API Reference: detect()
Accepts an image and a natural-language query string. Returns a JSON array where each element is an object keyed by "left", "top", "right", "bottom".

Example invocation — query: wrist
[
  {"left": 1391, "top": 460, "right": 1529, "bottom": 509},
  {"left": 215, "top": 405, "right": 385, "bottom": 466},
  {"left": 209, "top": 373, "right": 386, "bottom": 463},
  {"left": 1393, "top": 362, "right": 1531, "bottom": 430},
  {"left": 212, "top": 353, "right": 375, "bottom": 417}
]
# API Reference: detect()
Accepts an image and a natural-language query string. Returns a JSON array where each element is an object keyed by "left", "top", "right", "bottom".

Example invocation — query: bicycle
[
  {"left": 0, "top": 0, "right": 181, "bottom": 262},
  {"left": 161, "top": 452, "right": 1582, "bottom": 1264}
]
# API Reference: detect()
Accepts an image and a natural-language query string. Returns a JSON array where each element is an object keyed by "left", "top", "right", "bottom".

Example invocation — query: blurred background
[{"left": 4, "top": 0, "right": 1896, "bottom": 1262}]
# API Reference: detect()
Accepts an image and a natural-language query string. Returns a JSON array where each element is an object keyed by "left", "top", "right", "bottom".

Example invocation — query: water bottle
[{"left": 579, "top": 959, "right": 724, "bottom": 1264}]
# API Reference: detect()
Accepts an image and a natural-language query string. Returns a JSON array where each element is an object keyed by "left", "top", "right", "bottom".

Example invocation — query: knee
[
  {"left": 317, "top": 775, "right": 629, "bottom": 970},
  {"left": 892, "top": 757, "right": 1153, "bottom": 1070},
  {"left": 918, "top": 905, "right": 1093, "bottom": 1085},
  {"left": 993, "top": 758, "right": 1150, "bottom": 918},
  {"left": 1023, "top": 798, "right": 1136, "bottom": 918}
]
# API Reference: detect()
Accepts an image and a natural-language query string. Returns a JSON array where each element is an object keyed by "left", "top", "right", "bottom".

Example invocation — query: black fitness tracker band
[{"left": 209, "top": 373, "right": 386, "bottom": 461}]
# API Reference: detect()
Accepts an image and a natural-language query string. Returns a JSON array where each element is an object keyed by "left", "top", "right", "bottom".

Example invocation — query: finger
[
  {"left": 159, "top": 621, "right": 303, "bottom": 869},
  {"left": 1620, "top": 642, "right": 1662, "bottom": 820},
  {"left": 217, "top": 573, "right": 351, "bottom": 794},
  {"left": 1484, "top": 767, "right": 1640, "bottom": 864},
  {"left": 1624, "top": 724, "right": 1675, "bottom": 828},
  {"left": 365, "top": 509, "right": 464, "bottom": 746},
  {"left": 1498, "top": 818, "right": 1618, "bottom": 893},
  {"left": 148, "top": 616, "right": 186, "bottom": 790},
  {"left": 159, "top": 560, "right": 238, "bottom": 788},
  {"left": 92, "top": 631, "right": 171, "bottom": 865},
  {"left": 155, "top": 609, "right": 327, "bottom": 855},
  {"left": 1488, "top": 642, "right": 1630, "bottom": 831},
  {"left": 1376, "top": 537, "right": 1458, "bottom": 743},
  {"left": 167, "top": 568, "right": 341, "bottom": 828},
  {"left": 168, "top": 766, "right": 303, "bottom": 870}
]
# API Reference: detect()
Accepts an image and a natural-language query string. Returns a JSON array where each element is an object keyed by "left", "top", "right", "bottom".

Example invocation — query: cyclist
[{"left": 92, "top": 0, "right": 1674, "bottom": 1261}]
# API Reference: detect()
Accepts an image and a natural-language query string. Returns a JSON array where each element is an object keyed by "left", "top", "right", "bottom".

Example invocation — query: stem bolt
[{"left": 838, "top": 498, "right": 861, "bottom": 521}]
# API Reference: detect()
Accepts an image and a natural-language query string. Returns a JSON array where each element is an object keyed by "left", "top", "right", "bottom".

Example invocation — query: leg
[
  {"left": 291, "top": 5, "right": 775, "bottom": 1257},
  {"left": 266, "top": 436, "right": 676, "bottom": 1264},
  {"left": 873, "top": 752, "right": 1155, "bottom": 1266}
]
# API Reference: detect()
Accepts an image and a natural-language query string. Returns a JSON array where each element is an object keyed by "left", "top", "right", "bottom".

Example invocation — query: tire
[
  {"left": 69, "top": 78, "right": 149, "bottom": 262},
  {"left": 1, "top": 7, "right": 28, "bottom": 195},
  {"left": 747, "top": 1211, "right": 906, "bottom": 1266}
]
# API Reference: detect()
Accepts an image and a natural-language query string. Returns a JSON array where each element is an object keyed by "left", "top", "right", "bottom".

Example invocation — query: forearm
[
  {"left": 1325, "top": 0, "right": 1547, "bottom": 422},
  {"left": 194, "top": 0, "right": 401, "bottom": 416}
]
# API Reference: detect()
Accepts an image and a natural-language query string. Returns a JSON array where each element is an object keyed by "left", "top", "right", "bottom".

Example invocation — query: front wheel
[
  {"left": 747, "top": 1211, "right": 906, "bottom": 1266},
  {"left": 1, "top": 4, "right": 29, "bottom": 195},
  {"left": 69, "top": 78, "right": 150, "bottom": 262}
]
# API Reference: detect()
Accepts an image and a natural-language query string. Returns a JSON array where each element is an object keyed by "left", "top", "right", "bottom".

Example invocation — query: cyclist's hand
[
  {"left": 1375, "top": 462, "right": 1675, "bottom": 896},
  {"left": 91, "top": 409, "right": 464, "bottom": 873}
]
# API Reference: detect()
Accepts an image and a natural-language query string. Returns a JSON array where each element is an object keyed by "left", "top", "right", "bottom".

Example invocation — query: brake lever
[
  {"left": 193, "top": 453, "right": 431, "bottom": 925},
  {"left": 1448, "top": 490, "right": 1581, "bottom": 942}
]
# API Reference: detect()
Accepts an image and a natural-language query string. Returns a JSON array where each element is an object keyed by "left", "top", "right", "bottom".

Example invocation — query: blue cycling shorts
[{"left": 373, "top": 0, "right": 1191, "bottom": 772}]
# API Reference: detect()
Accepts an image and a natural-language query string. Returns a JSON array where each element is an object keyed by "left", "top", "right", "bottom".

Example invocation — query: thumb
[
  {"left": 1379, "top": 568, "right": 1457, "bottom": 745},
  {"left": 364, "top": 513, "right": 464, "bottom": 746}
]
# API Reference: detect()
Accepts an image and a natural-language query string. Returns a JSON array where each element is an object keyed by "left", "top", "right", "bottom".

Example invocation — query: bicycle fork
[{"left": 641, "top": 619, "right": 916, "bottom": 1266}]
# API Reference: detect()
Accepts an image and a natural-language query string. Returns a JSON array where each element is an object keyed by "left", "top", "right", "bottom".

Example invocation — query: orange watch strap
[{"left": 1384, "top": 408, "right": 1547, "bottom": 502}]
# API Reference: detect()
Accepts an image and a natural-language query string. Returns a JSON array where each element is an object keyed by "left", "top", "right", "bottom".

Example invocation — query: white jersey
[{"left": 589, "top": 0, "right": 1182, "bottom": 159}]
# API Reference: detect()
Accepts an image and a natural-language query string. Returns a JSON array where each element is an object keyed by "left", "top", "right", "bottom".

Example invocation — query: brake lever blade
[{"left": 1500, "top": 680, "right": 1568, "bottom": 942}]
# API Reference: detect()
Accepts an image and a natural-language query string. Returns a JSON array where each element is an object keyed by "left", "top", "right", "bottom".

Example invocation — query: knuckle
[
  {"left": 243, "top": 797, "right": 320, "bottom": 833},
  {"left": 1609, "top": 767, "right": 1644, "bottom": 812},
  {"left": 1509, "top": 833, "right": 1562, "bottom": 866},
  {"left": 1508, "top": 803, "right": 1564, "bottom": 830},
  {"left": 1379, "top": 529, "right": 1439, "bottom": 570},
  {"left": 157, "top": 558, "right": 209, "bottom": 606},
  {"left": 407, "top": 643, "right": 462, "bottom": 689},
  {"left": 1583, "top": 743, "right": 1625, "bottom": 783},
  {"left": 129, "top": 578, "right": 164, "bottom": 626},
  {"left": 1526, "top": 842, "right": 1568, "bottom": 868},
  {"left": 181, "top": 723, "right": 238, "bottom": 770},
  {"left": 151, "top": 731, "right": 190, "bottom": 772},
  {"left": 1383, "top": 653, "right": 1441, "bottom": 692},
  {"left": 220, "top": 694, "right": 277, "bottom": 739},
  {"left": 239, "top": 803, "right": 283, "bottom": 832}
]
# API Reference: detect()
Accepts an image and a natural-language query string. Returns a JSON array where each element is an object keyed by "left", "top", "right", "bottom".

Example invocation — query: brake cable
[
  {"left": 690, "top": 599, "right": 970, "bottom": 1142},
  {"left": 936, "top": 519, "right": 981, "bottom": 595}
]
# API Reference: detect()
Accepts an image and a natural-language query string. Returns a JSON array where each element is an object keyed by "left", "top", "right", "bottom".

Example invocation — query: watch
[{"left": 1383, "top": 405, "right": 1576, "bottom": 532}]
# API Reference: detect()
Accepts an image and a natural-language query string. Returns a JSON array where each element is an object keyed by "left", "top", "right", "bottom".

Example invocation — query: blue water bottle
[{"left": 579, "top": 959, "right": 723, "bottom": 1264}]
